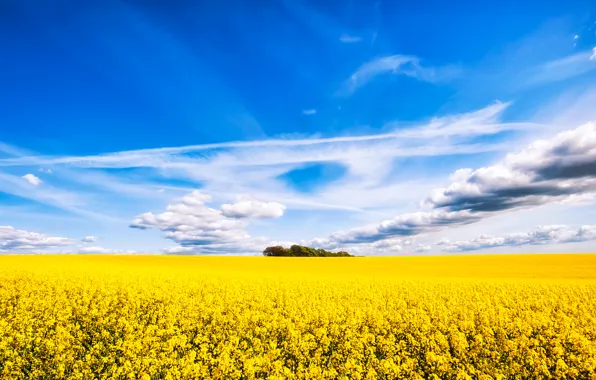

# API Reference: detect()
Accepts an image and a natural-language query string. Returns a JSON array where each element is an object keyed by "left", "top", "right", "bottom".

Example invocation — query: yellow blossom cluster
[{"left": 1, "top": 254, "right": 595, "bottom": 379}]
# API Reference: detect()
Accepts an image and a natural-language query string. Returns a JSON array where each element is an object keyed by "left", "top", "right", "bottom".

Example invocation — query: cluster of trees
[{"left": 263, "top": 245, "right": 353, "bottom": 257}]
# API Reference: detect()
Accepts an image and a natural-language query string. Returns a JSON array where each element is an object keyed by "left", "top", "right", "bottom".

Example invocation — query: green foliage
[{"left": 263, "top": 245, "right": 353, "bottom": 257}]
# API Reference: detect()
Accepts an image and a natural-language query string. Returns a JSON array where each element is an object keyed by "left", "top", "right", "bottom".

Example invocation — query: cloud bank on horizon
[{"left": 1, "top": 1, "right": 596, "bottom": 255}]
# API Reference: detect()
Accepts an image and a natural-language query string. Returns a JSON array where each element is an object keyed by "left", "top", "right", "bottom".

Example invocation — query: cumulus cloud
[
  {"left": 220, "top": 197, "right": 285, "bottom": 219},
  {"left": 22, "top": 173, "right": 41, "bottom": 186},
  {"left": 131, "top": 191, "right": 243, "bottom": 232},
  {"left": 0, "top": 226, "right": 74, "bottom": 252},
  {"left": 131, "top": 191, "right": 280, "bottom": 254},
  {"left": 439, "top": 225, "right": 596, "bottom": 252},
  {"left": 81, "top": 236, "right": 99, "bottom": 243},
  {"left": 425, "top": 122, "right": 596, "bottom": 213},
  {"left": 318, "top": 122, "right": 596, "bottom": 247}
]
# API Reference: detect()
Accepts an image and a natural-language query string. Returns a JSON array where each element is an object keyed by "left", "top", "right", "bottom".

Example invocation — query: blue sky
[{"left": 1, "top": 0, "right": 596, "bottom": 255}]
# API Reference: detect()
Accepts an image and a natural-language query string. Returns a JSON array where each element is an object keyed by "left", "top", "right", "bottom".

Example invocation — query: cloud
[
  {"left": 0, "top": 171, "right": 122, "bottom": 224},
  {"left": 77, "top": 245, "right": 137, "bottom": 254},
  {"left": 22, "top": 173, "right": 41, "bottom": 186},
  {"left": 339, "top": 34, "right": 362, "bottom": 43},
  {"left": 414, "top": 244, "right": 431, "bottom": 253},
  {"left": 220, "top": 196, "right": 285, "bottom": 219},
  {"left": 0, "top": 99, "right": 548, "bottom": 245},
  {"left": 591, "top": 47, "right": 596, "bottom": 61},
  {"left": 439, "top": 225, "right": 596, "bottom": 252},
  {"left": 324, "top": 210, "right": 482, "bottom": 245},
  {"left": 131, "top": 191, "right": 276, "bottom": 254},
  {"left": 0, "top": 102, "right": 530, "bottom": 218},
  {"left": 372, "top": 237, "right": 408, "bottom": 252},
  {"left": 306, "top": 236, "right": 429, "bottom": 256},
  {"left": 0, "top": 144, "right": 153, "bottom": 224},
  {"left": 525, "top": 49, "right": 596, "bottom": 86},
  {"left": 302, "top": 109, "right": 317, "bottom": 115},
  {"left": 81, "top": 236, "right": 99, "bottom": 243},
  {"left": 318, "top": 122, "right": 596, "bottom": 246},
  {"left": 339, "top": 54, "right": 460, "bottom": 95},
  {"left": 0, "top": 102, "right": 522, "bottom": 170},
  {"left": 0, "top": 226, "right": 74, "bottom": 252},
  {"left": 130, "top": 191, "right": 243, "bottom": 232},
  {"left": 425, "top": 122, "right": 596, "bottom": 213}
]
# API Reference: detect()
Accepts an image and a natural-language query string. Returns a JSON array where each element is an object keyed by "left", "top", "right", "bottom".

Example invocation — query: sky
[{"left": 1, "top": 0, "right": 596, "bottom": 255}]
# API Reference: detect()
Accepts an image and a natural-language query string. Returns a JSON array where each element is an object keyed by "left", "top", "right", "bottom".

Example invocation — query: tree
[
  {"left": 263, "top": 245, "right": 353, "bottom": 257},
  {"left": 263, "top": 246, "right": 290, "bottom": 256}
]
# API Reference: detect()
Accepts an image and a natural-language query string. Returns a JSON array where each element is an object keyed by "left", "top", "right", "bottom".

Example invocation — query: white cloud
[
  {"left": 81, "top": 236, "right": 99, "bottom": 243},
  {"left": 0, "top": 102, "right": 529, "bottom": 218},
  {"left": 318, "top": 122, "right": 596, "bottom": 246},
  {"left": 526, "top": 49, "right": 596, "bottom": 86},
  {"left": 302, "top": 109, "right": 317, "bottom": 115},
  {"left": 339, "top": 54, "right": 460, "bottom": 95},
  {"left": 322, "top": 210, "right": 482, "bottom": 245},
  {"left": 131, "top": 191, "right": 276, "bottom": 254},
  {"left": 220, "top": 197, "right": 285, "bottom": 219},
  {"left": 0, "top": 171, "right": 119, "bottom": 224},
  {"left": 0, "top": 226, "right": 74, "bottom": 253},
  {"left": 414, "top": 244, "right": 431, "bottom": 253},
  {"left": 372, "top": 237, "right": 409, "bottom": 251},
  {"left": 339, "top": 34, "right": 362, "bottom": 43},
  {"left": 425, "top": 122, "right": 596, "bottom": 212},
  {"left": 591, "top": 47, "right": 596, "bottom": 61},
  {"left": 305, "top": 236, "right": 427, "bottom": 256},
  {"left": 0, "top": 102, "right": 521, "bottom": 170},
  {"left": 22, "top": 173, "right": 41, "bottom": 186},
  {"left": 38, "top": 168, "right": 52, "bottom": 174},
  {"left": 439, "top": 225, "right": 596, "bottom": 252},
  {"left": 77, "top": 245, "right": 137, "bottom": 254}
]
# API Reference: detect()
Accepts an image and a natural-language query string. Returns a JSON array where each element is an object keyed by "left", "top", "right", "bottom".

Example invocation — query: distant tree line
[{"left": 263, "top": 245, "right": 353, "bottom": 257}]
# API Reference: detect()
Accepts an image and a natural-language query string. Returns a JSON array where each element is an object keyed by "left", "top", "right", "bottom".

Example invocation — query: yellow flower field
[{"left": 1, "top": 254, "right": 596, "bottom": 379}]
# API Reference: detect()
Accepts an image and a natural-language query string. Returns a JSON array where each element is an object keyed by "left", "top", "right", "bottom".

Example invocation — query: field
[{"left": 1, "top": 254, "right": 596, "bottom": 379}]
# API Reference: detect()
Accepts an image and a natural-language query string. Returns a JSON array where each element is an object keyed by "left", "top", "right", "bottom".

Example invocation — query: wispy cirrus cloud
[
  {"left": 339, "top": 34, "right": 362, "bottom": 43},
  {"left": 0, "top": 102, "right": 540, "bottom": 220},
  {"left": 524, "top": 49, "right": 596, "bottom": 87},
  {"left": 0, "top": 102, "right": 532, "bottom": 170},
  {"left": 0, "top": 171, "right": 120, "bottom": 223},
  {"left": 338, "top": 54, "right": 461, "bottom": 95}
]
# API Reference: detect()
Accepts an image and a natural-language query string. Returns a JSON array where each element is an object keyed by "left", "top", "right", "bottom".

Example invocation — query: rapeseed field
[{"left": 1, "top": 254, "right": 595, "bottom": 379}]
